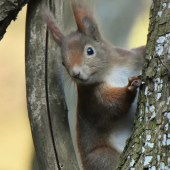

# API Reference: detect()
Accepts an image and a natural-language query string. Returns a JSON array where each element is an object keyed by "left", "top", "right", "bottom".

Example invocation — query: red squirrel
[{"left": 42, "top": 0, "right": 146, "bottom": 169}]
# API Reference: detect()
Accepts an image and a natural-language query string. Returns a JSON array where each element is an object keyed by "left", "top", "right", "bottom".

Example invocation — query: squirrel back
[{"left": 42, "top": 0, "right": 146, "bottom": 169}]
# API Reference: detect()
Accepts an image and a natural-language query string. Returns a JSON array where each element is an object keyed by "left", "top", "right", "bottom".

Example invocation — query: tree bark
[
  {"left": 116, "top": 1, "right": 170, "bottom": 169},
  {"left": 0, "top": 0, "right": 29, "bottom": 40}
]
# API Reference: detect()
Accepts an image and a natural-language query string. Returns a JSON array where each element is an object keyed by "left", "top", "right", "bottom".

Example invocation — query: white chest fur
[
  {"left": 109, "top": 94, "right": 138, "bottom": 152},
  {"left": 105, "top": 67, "right": 141, "bottom": 152},
  {"left": 105, "top": 67, "right": 141, "bottom": 87}
]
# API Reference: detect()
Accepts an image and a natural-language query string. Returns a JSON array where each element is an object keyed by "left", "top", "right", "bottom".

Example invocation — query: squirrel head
[
  {"left": 61, "top": 31, "right": 113, "bottom": 84},
  {"left": 43, "top": 1, "right": 113, "bottom": 84},
  {"left": 42, "top": 0, "right": 145, "bottom": 84}
]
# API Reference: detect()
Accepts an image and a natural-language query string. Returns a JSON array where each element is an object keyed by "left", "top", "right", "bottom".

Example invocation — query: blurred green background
[{"left": 0, "top": 0, "right": 150, "bottom": 169}]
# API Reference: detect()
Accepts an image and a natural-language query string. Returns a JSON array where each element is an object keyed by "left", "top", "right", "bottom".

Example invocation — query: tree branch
[{"left": 0, "top": 0, "right": 29, "bottom": 40}]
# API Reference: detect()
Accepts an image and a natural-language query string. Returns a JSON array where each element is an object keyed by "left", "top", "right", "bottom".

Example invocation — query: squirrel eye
[{"left": 87, "top": 47, "right": 94, "bottom": 56}]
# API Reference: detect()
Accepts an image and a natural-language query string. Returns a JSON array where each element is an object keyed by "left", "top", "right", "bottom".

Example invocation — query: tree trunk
[
  {"left": 0, "top": 0, "right": 29, "bottom": 40},
  {"left": 116, "top": 1, "right": 170, "bottom": 169}
]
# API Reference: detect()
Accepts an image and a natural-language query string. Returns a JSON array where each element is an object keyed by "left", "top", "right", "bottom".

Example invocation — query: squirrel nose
[
  {"left": 72, "top": 67, "right": 81, "bottom": 79},
  {"left": 73, "top": 71, "right": 80, "bottom": 78}
]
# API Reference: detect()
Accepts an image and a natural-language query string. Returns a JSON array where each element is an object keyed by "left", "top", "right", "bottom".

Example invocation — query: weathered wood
[
  {"left": 0, "top": 0, "right": 29, "bottom": 40},
  {"left": 26, "top": 0, "right": 79, "bottom": 169},
  {"left": 47, "top": 1, "right": 79, "bottom": 169},
  {"left": 26, "top": 0, "right": 59, "bottom": 169}
]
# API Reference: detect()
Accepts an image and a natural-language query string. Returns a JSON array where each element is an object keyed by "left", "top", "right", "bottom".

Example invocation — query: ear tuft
[
  {"left": 41, "top": 7, "right": 64, "bottom": 45},
  {"left": 71, "top": 2, "right": 90, "bottom": 32},
  {"left": 71, "top": 0, "right": 101, "bottom": 41},
  {"left": 82, "top": 16, "right": 101, "bottom": 41}
]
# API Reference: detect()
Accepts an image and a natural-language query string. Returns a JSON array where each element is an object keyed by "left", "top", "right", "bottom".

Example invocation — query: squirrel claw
[
  {"left": 128, "top": 76, "right": 141, "bottom": 91},
  {"left": 131, "top": 80, "right": 141, "bottom": 87},
  {"left": 138, "top": 75, "right": 142, "bottom": 79}
]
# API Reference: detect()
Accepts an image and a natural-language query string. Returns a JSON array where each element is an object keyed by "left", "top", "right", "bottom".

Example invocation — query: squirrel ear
[
  {"left": 71, "top": 2, "right": 101, "bottom": 41},
  {"left": 42, "top": 8, "right": 64, "bottom": 46},
  {"left": 82, "top": 16, "right": 101, "bottom": 41}
]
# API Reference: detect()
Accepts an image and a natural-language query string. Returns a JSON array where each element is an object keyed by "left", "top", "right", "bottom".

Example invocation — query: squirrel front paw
[{"left": 128, "top": 75, "right": 141, "bottom": 91}]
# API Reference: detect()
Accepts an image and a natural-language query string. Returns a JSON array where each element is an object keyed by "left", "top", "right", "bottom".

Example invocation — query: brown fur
[
  {"left": 68, "top": 40, "right": 84, "bottom": 67},
  {"left": 71, "top": 0, "right": 93, "bottom": 32},
  {"left": 42, "top": 8, "right": 63, "bottom": 45},
  {"left": 72, "top": 6, "right": 89, "bottom": 32},
  {"left": 101, "top": 84, "right": 136, "bottom": 114},
  {"left": 76, "top": 77, "right": 140, "bottom": 170}
]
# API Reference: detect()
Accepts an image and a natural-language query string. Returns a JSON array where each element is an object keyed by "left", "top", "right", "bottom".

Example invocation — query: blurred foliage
[{"left": 0, "top": 1, "right": 150, "bottom": 170}]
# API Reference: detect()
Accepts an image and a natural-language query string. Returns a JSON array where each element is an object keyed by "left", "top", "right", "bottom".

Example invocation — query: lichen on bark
[{"left": 116, "top": 1, "right": 170, "bottom": 169}]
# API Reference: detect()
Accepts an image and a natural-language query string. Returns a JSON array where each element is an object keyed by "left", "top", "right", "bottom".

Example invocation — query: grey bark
[
  {"left": 0, "top": 0, "right": 29, "bottom": 40},
  {"left": 116, "top": 1, "right": 170, "bottom": 169},
  {"left": 25, "top": 0, "right": 79, "bottom": 170}
]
